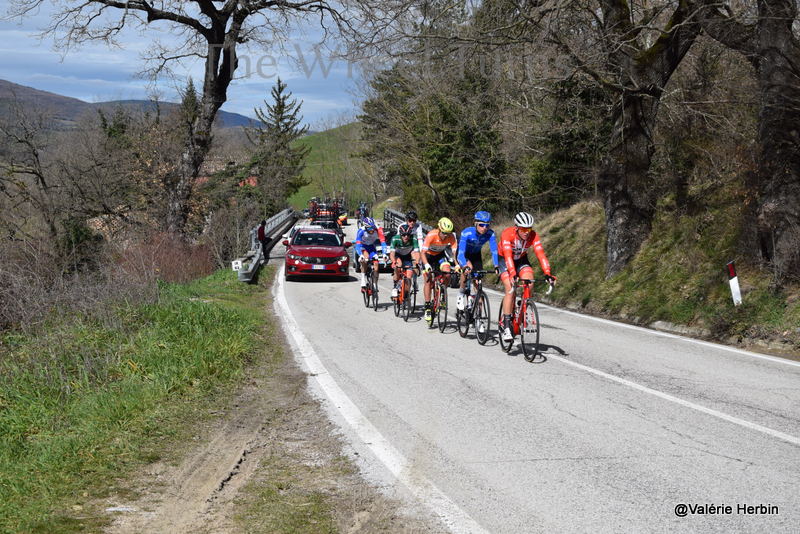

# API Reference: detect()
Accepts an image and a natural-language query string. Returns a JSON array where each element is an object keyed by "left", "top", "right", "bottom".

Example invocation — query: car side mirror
[
  {"left": 282, "top": 239, "right": 289, "bottom": 246},
  {"left": 344, "top": 241, "right": 352, "bottom": 248}
]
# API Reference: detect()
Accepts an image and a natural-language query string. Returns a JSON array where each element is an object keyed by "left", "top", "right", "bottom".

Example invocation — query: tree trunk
[
  {"left": 166, "top": 33, "right": 235, "bottom": 235},
  {"left": 753, "top": 0, "right": 800, "bottom": 280},
  {"left": 696, "top": 0, "right": 800, "bottom": 281},
  {"left": 600, "top": 94, "right": 659, "bottom": 277},
  {"left": 595, "top": 0, "right": 700, "bottom": 277}
]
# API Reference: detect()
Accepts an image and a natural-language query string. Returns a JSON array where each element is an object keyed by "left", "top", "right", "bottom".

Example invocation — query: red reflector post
[{"left": 726, "top": 261, "right": 737, "bottom": 280}]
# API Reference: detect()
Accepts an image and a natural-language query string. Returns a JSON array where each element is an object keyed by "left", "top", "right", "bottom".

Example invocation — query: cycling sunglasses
[{"left": 476, "top": 223, "right": 490, "bottom": 228}]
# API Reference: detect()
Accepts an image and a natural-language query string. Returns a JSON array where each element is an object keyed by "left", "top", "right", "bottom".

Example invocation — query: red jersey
[{"left": 499, "top": 226, "right": 551, "bottom": 276}]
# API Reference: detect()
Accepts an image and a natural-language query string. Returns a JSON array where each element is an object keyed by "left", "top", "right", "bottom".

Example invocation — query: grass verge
[{"left": 0, "top": 269, "right": 270, "bottom": 533}]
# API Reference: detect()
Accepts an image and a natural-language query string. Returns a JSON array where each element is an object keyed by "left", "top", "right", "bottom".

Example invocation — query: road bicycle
[
  {"left": 392, "top": 263, "right": 418, "bottom": 321},
  {"left": 360, "top": 257, "right": 379, "bottom": 311},
  {"left": 426, "top": 270, "right": 452, "bottom": 332},
  {"left": 498, "top": 277, "right": 555, "bottom": 361},
  {"left": 455, "top": 270, "right": 491, "bottom": 345}
]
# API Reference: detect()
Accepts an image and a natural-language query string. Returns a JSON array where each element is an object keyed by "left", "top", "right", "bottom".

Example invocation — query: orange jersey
[
  {"left": 422, "top": 230, "right": 457, "bottom": 256},
  {"left": 499, "top": 226, "right": 551, "bottom": 275}
]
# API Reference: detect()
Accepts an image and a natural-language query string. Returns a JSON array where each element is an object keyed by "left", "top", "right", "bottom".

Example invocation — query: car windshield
[{"left": 293, "top": 232, "right": 341, "bottom": 247}]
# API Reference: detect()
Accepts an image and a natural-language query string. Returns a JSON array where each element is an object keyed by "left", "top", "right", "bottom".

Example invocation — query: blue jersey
[
  {"left": 457, "top": 226, "right": 499, "bottom": 267},
  {"left": 355, "top": 227, "right": 387, "bottom": 255}
]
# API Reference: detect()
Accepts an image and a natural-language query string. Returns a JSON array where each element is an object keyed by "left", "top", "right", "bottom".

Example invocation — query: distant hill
[
  {"left": 0, "top": 79, "right": 261, "bottom": 129},
  {"left": 288, "top": 122, "right": 373, "bottom": 210}
]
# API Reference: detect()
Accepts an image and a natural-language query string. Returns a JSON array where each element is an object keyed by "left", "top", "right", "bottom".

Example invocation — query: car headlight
[
  {"left": 287, "top": 253, "right": 300, "bottom": 260},
  {"left": 339, "top": 255, "right": 348, "bottom": 262}
]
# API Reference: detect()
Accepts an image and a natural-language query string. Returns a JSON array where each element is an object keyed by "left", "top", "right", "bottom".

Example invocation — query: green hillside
[{"left": 289, "top": 122, "right": 372, "bottom": 210}]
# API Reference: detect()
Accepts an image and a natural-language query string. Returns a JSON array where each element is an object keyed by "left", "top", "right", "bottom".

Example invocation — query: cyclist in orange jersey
[
  {"left": 498, "top": 211, "right": 557, "bottom": 342},
  {"left": 420, "top": 217, "right": 459, "bottom": 322}
]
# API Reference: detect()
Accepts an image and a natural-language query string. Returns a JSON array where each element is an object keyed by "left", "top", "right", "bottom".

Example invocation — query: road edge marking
[
  {"left": 544, "top": 352, "right": 800, "bottom": 447},
  {"left": 274, "top": 267, "right": 489, "bottom": 534}
]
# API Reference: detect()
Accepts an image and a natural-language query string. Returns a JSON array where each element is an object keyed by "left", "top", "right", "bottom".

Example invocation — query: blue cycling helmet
[
  {"left": 474, "top": 211, "right": 492, "bottom": 223},
  {"left": 363, "top": 217, "right": 376, "bottom": 230}
]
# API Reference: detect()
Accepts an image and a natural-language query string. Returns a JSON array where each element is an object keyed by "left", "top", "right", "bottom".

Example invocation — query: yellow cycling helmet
[{"left": 438, "top": 217, "right": 454, "bottom": 233}]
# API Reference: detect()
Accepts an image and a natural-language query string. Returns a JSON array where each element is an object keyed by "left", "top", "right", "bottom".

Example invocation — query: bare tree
[{"left": 9, "top": 0, "right": 351, "bottom": 235}]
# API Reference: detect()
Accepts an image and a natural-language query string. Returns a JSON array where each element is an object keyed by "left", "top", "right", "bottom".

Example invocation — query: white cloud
[{"left": 0, "top": 4, "right": 362, "bottom": 126}]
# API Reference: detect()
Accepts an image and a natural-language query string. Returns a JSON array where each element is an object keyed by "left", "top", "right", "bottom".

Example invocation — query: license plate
[{"left": 312, "top": 264, "right": 325, "bottom": 270}]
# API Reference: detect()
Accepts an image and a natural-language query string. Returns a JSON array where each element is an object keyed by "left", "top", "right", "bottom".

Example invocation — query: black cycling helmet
[{"left": 405, "top": 210, "right": 418, "bottom": 221}]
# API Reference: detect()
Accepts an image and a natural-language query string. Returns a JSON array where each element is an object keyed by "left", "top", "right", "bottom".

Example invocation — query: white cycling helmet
[{"left": 514, "top": 211, "right": 535, "bottom": 228}]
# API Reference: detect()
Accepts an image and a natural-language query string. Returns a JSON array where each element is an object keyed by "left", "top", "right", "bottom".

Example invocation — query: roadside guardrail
[
  {"left": 383, "top": 208, "right": 432, "bottom": 234},
  {"left": 233, "top": 208, "right": 299, "bottom": 283}
]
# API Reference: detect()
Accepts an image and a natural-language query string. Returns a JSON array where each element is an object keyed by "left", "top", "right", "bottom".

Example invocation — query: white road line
[
  {"left": 274, "top": 267, "right": 489, "bottom": 534},
  {"left": 482, "top": 288, "right": 800, "bottom": 369},
  {"left": 545, "top": 352, "right": 800, "bottom": 447}
]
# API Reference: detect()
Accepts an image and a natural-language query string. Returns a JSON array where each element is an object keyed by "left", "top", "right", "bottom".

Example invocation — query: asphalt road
[{"left": 273, "top": 222, "right": 800, "bottom": 533}]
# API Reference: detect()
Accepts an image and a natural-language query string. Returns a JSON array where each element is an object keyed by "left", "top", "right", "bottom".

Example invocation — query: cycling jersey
[
  {"left": 499, "top": 226, "right": 551, "bottom": 278},
  {"left": 421, "top": 230, "right": 457, "bottom": 259},
  {"left": 355, "top": 227, "right": 387, "bottom": 255},
  {"left": 457, "top": 226, "right": 499, "bottom": 267},
  {"left": 389, "top": 234, "right": 419, "bottom": 256}
]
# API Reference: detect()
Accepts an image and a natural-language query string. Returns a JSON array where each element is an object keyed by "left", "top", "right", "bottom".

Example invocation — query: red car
[{"left": 283, "top": 228, "right": 351, "bottom": 280}]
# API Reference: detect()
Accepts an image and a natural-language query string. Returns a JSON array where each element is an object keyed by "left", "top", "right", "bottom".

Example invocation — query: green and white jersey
[{"left": 390, "top": 234, "right": 419, "bottom": 256}]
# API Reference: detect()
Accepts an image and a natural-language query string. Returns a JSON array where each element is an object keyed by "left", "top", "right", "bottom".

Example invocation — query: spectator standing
[{"left": 257, "top": 220, "right": 267, "bottom": 258}]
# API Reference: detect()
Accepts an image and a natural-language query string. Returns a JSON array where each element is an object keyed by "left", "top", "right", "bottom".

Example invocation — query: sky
[{"left": 0, "top": 1, "right": 366, "bottom": 128}]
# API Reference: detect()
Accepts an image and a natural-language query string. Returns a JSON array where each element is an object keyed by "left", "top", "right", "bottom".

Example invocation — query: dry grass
[{"left": 0, "top": 232, "right": 214, "bottom": 332}]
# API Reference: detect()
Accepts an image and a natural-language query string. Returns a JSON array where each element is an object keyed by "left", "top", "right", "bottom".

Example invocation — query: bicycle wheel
[
  {"left": 371, "top": 268, "right": 379, "bottom": 311},
  {"left": 437, "top": 283, "right": 448, "bottom": 333},
  {"left": 498, "top": 307, "right": 513, "bottom": 352},
  {"left": 520, "top": 298, "right": 541, "bottom": 362},
  {"left": 456, "top": 293, "right": 470, "bottom": 338},
  {"left": 362, "top": 268, "right": 371, "bottom": 308},
  {"left": 403, "top": 277, "right": 414, "bottom": 322},
  {"left": 393, "top": 279, "right": 401, "bottom": 317},
  {"left": 475, "top": 292, "right": 491, "bottom": 345},
  {"left": 427, "top": 284, "right": 437, "bottom": 329}
]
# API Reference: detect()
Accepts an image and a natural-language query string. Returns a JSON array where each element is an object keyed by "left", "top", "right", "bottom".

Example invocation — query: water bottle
[{"left": 468, "top": 295, "right": 475, "bottom": 309}]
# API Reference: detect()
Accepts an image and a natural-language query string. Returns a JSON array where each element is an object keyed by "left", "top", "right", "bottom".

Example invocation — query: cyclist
[
  {"left": 456, "top": 210, "right": 499, "bottom": 311},
  {"left": 421, "top": 217, "right": 459, "bottom": 321},
  {"left": 389, "top": 224, "right": 420, "bottom": 298},
  {"left": 403, "top": 210, "right": 427, "bottom": 244},
  {"left": 354, "top": 217, "right": 388, "bottom": 291},
  {"left": 499, "top": 211, "right": 556, "bottom": 342}
]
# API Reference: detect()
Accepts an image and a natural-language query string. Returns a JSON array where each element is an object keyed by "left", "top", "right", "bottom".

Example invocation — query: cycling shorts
[
  {"left": 460, "top": 252, "right": 483, "bottom": 271},
  {"left": 394, "top": 252, "right": 415, "bottom": 268},
  {"left": 498, "top": 255, "right": 532, "bottom": 279},
  {"left": 425, "top": 253, "right": 451, "bottom": 269},
  {"left": 359, "top": 244, "right": 380, "bottom": 259}
]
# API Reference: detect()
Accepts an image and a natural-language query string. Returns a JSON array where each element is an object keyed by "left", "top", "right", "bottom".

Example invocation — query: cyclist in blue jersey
[
  {"left": 456, "top": 210, "right": 499, "bottom": 311},
  {"left": 354, "top": 217, "right": 388, "bottom": 290}
]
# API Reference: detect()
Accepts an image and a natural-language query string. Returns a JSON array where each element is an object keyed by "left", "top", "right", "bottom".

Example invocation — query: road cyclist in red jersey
[{"left": 498, "top": 211, "right": 557, "bottom": 342}]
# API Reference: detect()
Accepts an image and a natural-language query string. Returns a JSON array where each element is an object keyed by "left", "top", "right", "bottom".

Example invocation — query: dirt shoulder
[{"left": 102, "top": 277, "right": 441, "bottom": 534}]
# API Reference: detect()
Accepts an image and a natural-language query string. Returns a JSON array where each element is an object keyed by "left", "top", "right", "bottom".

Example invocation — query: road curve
[{"left": 273, "top": 222, "right": 800, "bottom": 533}]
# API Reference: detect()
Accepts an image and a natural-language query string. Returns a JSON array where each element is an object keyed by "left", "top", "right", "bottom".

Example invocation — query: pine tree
[{"left": 247, "top": 78, "right": 310, "bottom": 216}]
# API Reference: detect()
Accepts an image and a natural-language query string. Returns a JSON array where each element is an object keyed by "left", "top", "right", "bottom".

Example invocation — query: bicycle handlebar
[{"left": 513, "top": 277, "right": 556, "bottom": 295}]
